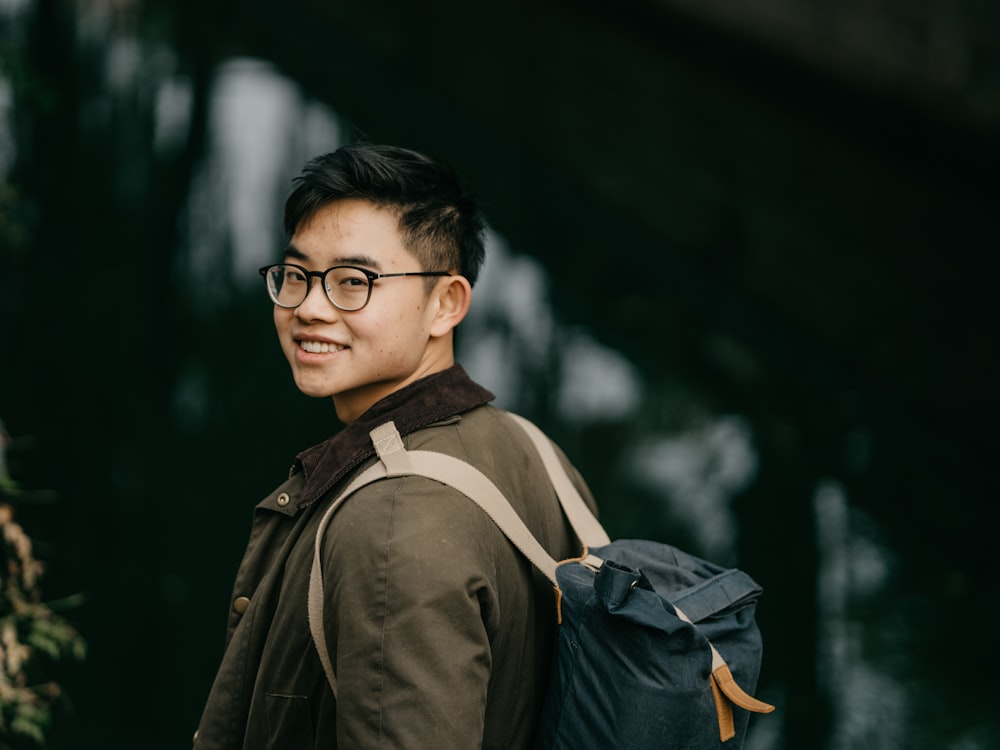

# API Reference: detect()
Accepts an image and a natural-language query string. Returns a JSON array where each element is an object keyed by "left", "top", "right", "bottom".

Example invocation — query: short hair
[{"left": 284, "top": 143, "right": 486, "bottom": 286}]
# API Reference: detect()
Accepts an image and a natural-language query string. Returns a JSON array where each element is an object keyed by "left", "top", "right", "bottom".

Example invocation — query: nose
[{"left": 294, "top": 276, "right": 340, "bottom": 322}]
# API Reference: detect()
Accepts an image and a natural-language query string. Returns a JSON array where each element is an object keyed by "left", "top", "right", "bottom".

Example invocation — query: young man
[{"left": 193, "top": 143, "right": 594, "bottom": 749}]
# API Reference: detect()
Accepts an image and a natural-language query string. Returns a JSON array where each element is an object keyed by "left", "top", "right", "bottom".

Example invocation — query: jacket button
[
  {"left": 233, "top": 596, "right": 251, "bottom": 614},
  {"left": 276, "top": 492, "right": 290, "bottom": 507}
]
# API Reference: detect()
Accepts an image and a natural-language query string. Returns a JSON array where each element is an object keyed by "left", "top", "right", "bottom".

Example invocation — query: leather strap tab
[
  {"left": 710, "top": 670, "right": 736, "bottom": 742},
  {"left": 712, "top": 662, "right": 776, "bottom": 714}
]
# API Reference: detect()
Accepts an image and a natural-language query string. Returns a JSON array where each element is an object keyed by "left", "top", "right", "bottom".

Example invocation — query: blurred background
[{"left": 1, "top": 0, "right": 998, "bottom": 748}]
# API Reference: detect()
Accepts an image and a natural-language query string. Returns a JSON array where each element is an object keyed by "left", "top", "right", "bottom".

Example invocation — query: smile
[{"left": 299, "top": 340, "right": 347, "bottom": 353}]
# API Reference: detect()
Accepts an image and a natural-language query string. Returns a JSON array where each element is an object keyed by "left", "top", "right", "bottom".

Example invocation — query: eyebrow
[{"left": 282, "top": 246, "right": 383, "bottom": 271}]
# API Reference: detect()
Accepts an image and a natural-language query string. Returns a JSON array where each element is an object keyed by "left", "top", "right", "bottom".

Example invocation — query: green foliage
[{"left": 0, "top": 465, "right": 86, "bottom": 748}]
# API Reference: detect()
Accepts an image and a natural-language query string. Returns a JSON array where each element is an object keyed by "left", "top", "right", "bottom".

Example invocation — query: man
[{"left": 193, "top": 143, "right": 594, "bottom": 749}]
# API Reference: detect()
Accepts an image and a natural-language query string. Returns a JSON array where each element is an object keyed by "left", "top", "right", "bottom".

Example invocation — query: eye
[
  {"left": 329, "top": 267, "right": 371, "bottom": 289},
  {"left": 283, "top": 267, "right": 307, "bottom": 284}
]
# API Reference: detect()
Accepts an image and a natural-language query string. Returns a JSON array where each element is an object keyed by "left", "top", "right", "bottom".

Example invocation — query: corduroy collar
[{"left": 293, "top": 364, "right": 494, "bottom": 508}]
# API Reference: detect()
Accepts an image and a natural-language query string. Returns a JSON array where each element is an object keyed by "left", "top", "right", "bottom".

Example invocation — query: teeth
[{"left": 300, "top": 340, "right": 345, "bottom": 354}]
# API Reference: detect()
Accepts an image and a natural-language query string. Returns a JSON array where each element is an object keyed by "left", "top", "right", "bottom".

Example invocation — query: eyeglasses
[{"left": 258, "top": 263, "right": 452, "bottom": 311}]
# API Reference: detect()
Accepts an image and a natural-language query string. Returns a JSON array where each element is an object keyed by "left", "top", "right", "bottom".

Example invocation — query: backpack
[{"left": 308, "top": 412, "right": 775, "bottom": 749}]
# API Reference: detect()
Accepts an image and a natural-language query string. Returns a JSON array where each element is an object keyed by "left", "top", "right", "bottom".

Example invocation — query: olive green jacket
[{"left": 193, "top": 366, "right": 593, "bottom": 749}]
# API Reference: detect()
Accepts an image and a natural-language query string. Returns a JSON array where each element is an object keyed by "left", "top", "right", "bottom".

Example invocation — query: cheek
[
  {"left": 370, "top": 314, "right": 427, "bottom": 362},
  {"left": 374, "top": 304, "right": 424, "bottom": 338},
  {"left": 273, "top": 309, "right": 295, "bottom": 349}
]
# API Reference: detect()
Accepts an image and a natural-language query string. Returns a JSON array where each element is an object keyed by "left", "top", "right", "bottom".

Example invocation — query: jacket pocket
[{"left": 264, "top": 693, "right": 314, "bottom": 748}]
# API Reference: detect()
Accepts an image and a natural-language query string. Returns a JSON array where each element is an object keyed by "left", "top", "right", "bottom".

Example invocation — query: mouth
[{"left": 298, "top": 340, "right": 347, "bottom": 354}]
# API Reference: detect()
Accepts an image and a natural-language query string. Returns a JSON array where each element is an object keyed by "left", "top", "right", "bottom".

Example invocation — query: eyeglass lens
[{"left": 264, "top": 265, "right": 372, "bottom": 311}]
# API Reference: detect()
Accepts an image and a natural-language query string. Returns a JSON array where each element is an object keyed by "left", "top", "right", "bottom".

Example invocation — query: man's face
[{"left": 274, "top": 198, "right": 452, "bottom": 423}]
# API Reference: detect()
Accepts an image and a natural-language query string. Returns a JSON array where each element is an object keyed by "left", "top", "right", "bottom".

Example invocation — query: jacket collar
[{"left": 293, "top": 364, "right": 494, "bottom": 508}]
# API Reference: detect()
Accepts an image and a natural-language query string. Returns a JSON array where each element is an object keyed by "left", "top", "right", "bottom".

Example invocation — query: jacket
[{"left": 193, "top": 365, "right": 594, "bottom": 749}]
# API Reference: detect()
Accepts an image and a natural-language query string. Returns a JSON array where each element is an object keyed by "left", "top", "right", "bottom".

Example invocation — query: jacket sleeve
[{"left": 320, "top": 473, "right": 502, "bottom": 749}]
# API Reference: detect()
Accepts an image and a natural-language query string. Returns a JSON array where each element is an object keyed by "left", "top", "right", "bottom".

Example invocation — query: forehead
[{"left": 288, "top": 199, "right": 412, "bottom": 268}]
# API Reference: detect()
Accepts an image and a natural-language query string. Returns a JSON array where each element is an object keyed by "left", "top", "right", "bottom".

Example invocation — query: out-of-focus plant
[{"left": 0, "top": 421, "right": 86, "bottom": 748}]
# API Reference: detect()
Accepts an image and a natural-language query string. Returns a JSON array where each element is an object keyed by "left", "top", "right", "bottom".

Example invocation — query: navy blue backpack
[{"left": 309, "top": 412, "right": 774, "bottom": 749}]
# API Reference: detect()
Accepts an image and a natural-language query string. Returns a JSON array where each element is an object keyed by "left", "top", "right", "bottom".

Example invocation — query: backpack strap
[
  {"left": 505, "top": 413, "right": 611, "bottom": 548},
  {"left": 307, "top": 419, "right": 565, "bottom": 697},
  {"left": 307, "top": 461, "right": 390, "bottom": 697}
]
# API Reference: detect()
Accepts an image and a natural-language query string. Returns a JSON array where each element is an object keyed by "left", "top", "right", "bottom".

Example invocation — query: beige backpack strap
[
  {"left": 505, "top": 413, "right": 611, "bottom": 548},
  {"left": 307, "top": 460, "right": 388, "bottom": 698},
  {"left": 308, "top": 419, "right": 563, "bottom": 697}
]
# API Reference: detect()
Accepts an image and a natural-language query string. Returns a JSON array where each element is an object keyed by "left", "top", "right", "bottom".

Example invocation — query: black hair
[{"left": 283, "top": 143, "right": 486, "bottom": 286}]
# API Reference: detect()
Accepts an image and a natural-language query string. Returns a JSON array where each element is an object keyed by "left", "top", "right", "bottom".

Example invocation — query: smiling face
[{"left": 274, "top": 198, "right": 471, "bottom": 424}]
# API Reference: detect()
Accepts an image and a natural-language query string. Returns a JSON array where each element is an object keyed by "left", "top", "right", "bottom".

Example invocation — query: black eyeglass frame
[{"left": 258, "top": 263, "right": 452, "bottom": 311}]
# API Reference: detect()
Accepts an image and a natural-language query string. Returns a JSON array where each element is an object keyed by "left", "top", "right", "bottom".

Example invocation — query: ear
[{"left": 429, "top": 275, "right": 473, "bottom": 338}]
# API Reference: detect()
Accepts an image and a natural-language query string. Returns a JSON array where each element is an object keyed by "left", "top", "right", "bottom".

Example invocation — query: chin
[{"left": 292, "top": 376, "right": 336, "bottom": 399}]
